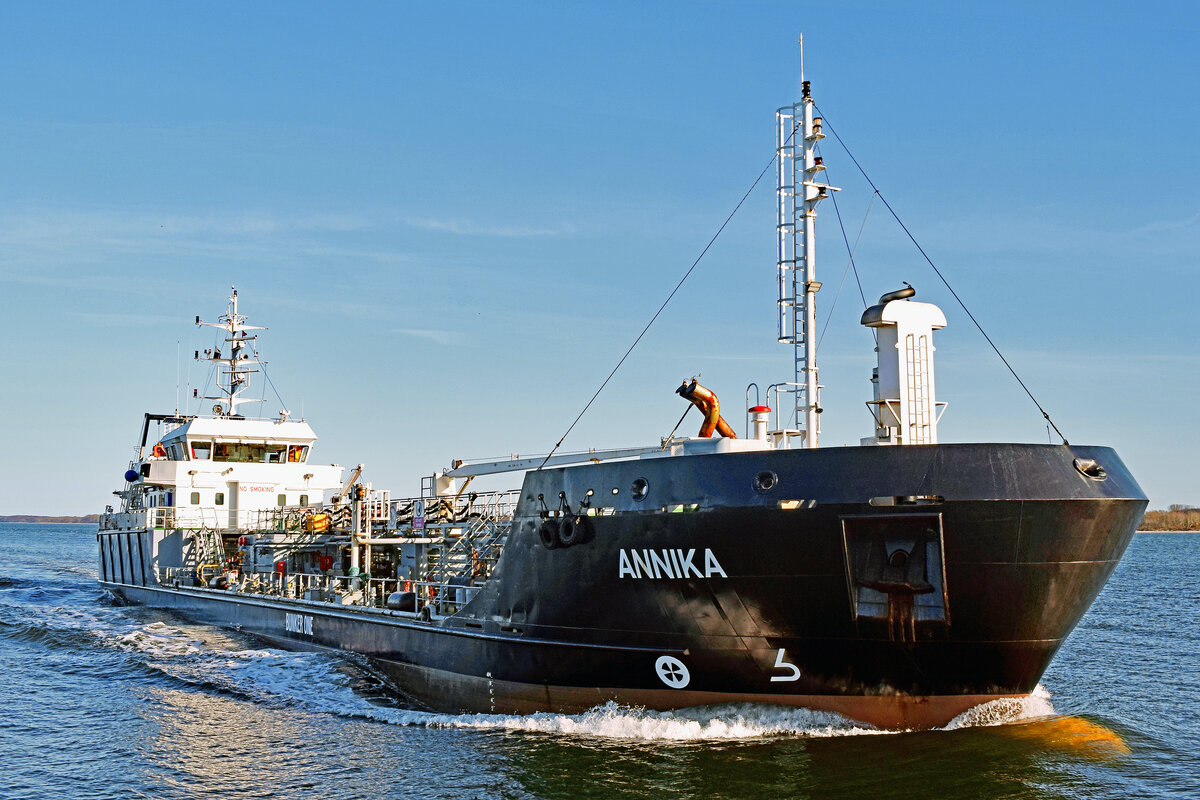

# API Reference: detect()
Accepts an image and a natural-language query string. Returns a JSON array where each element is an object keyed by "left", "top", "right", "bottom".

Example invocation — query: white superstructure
[
  {"left": 103, "top": 289, "right": 344, "bottom": 579},
  {"left": 120, "top": 416, "right": 343, "bottom": 531}
]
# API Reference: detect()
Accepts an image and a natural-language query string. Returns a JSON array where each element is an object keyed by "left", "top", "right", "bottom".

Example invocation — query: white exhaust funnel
[{"left": 860, "top": 287, "right": 948, "bottom": 445}]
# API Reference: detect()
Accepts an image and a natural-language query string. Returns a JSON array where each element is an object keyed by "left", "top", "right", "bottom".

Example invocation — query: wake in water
[
  {"left": 396, "top": 702, "right": 884, "bottom": 740},
  {"left": 382, "top": 691, "right": 1060, "bottom": 741},
  {"left": 91, "top": 618, "right": 377, "bottom": 708},
  {"left": 943, "top": 685, "right": 1057, "bottom": 730}
]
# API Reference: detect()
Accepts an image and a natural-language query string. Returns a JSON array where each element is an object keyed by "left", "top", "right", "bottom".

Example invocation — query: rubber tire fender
[
  {"left": 560, "top": 515, "right": 594, "bottom": 547},
  {"left": 557, "top": 516, "right": 579, "bottom": 547},
  {"left": 538, "top": 519, "right": 560, "bottom": 549}
]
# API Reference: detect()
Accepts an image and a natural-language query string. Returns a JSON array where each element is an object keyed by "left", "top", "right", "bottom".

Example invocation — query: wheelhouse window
[
  {"left": 211, "top": 443, "right": 301, "bottom": 463},
  {"left": 191, "top": 442, "right": 212, "bottom": 460},
  {"left": 287, "top": 445, "right": 309, "bottom": 463},
  {"left": 214, "top": 443, "right": 258, "bottom": 462}
]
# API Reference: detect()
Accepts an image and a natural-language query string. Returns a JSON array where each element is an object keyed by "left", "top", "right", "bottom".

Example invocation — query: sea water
[{"left": 0, "top": 523, "right": 1195, "bottom": 799}]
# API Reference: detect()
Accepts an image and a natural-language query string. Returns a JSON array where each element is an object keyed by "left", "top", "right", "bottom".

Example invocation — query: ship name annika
[{"left": 617, "top": 548, "right": 727, "bottom": 580}]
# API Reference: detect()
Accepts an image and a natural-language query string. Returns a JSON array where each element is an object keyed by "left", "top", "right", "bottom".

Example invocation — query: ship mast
[
  {"left": 195, "top": 287, "right": 266, "bottom": 417},
  {"left": 776, "top": 35, "right": 838, "bottom": 447}
]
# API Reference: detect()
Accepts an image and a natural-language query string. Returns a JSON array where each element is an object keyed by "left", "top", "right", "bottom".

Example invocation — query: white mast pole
[
  {"left": 195, "top": 286, "right": 266, "bottom": 418},
  {"left": 775, "top": 35, "right": 835, "bottom": 448},
  {"left": 801, "top": 72, "right": 820, "bottom": 446}
]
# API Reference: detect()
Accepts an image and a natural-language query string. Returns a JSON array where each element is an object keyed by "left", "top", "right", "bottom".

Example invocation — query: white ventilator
[{"left": 860, "top": 287, "right": 948, "bottom": 445}]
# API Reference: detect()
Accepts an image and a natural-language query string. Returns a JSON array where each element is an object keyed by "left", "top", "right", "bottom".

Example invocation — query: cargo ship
[{"left": 97, "top": 73, "right": 1146, "bottom": 729}]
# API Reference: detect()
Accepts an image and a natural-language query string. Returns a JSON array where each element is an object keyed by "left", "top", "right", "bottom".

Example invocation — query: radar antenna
[{"left": 194, "top": 287, "right": 267, "bottom": 417}]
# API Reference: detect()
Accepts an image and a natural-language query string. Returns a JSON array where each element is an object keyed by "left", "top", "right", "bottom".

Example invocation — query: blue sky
[{"left": 1, "top": 2, "right": 1196, "bottom": 514}]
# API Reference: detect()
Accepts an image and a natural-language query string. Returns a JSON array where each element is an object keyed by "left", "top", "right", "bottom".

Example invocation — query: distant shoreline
[
  {"left": 1139, "top": 509, "right": 1200, "bottom": 532},
  {"left": 0, "top": 515, "right": 100, "bottom": 524}
]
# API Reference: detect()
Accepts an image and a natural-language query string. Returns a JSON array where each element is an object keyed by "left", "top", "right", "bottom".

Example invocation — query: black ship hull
[{"left": 100, "top": 442, "right": 1146, "bottom": 729}]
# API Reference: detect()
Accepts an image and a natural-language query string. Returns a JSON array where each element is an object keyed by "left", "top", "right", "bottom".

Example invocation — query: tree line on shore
[{"left": 1139, "top": 506, "right": 1200, "bottom": 531}]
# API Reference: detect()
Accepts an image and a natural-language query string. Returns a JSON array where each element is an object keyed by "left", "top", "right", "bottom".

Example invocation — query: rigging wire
[
  {"left": 818, "top": 181, "right": 876, "bottom": 349},
  {"left": 813, "top": 104, "right": 1070, "bottom": 445},
  {"left": 820, "top": 150, "right": 873, "bottom": 314},
  {"left": 255, "top": 345, "right": 288, "bottom": 414},
  {"left": 537, "top": 148, "right": 782, "bottom": 470}
]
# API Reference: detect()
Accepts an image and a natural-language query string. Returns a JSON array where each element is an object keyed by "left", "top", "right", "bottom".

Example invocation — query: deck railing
[{"left": 158, "top": 566, "right": 479, "bottom": 618}]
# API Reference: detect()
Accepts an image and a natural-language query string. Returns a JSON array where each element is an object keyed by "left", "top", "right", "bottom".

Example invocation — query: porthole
[
  {"left": 753, "top": 470, "right": 778, "bottom": 493},
  {"left": 611, "top": 487, "right": 619, "bottom": 495},
  {"left": 631, "top": 477, "right": 649, "bottom": 501}
]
